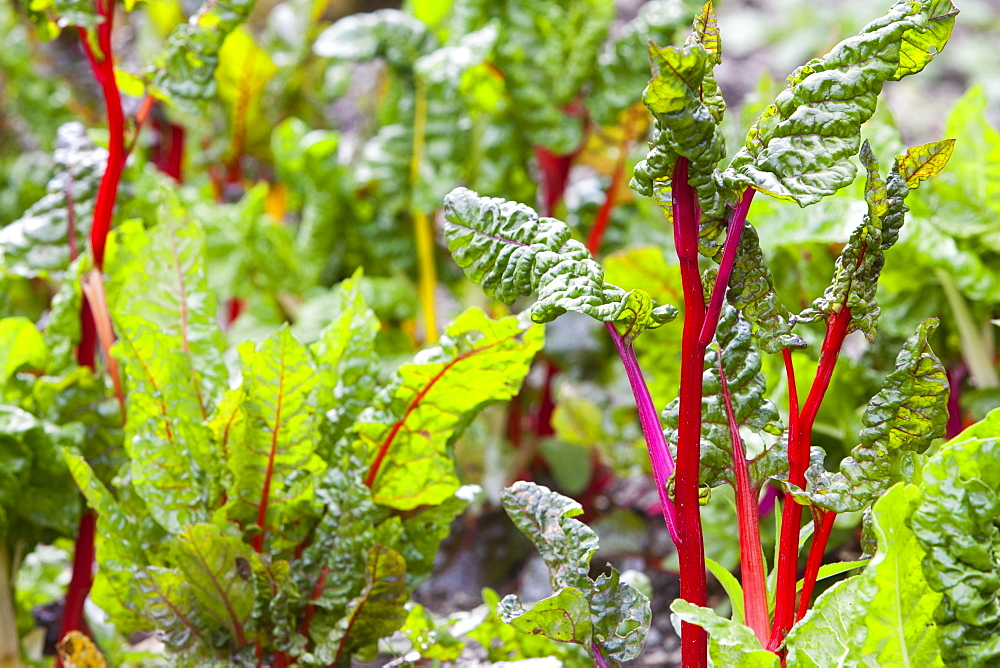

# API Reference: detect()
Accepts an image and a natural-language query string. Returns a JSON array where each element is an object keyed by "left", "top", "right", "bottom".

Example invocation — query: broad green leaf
[
  {"left": 41, "top": 258, "right": 84, "bottom": 375},
  {"left": 152, "top": 0, "right": 257, "bottom": 111},
  {"left": 670, "top": 600, "right": 778, "bottom": 667},
  {"left": 171, "top": 524, "right": 255, "bottom": 642},
  {"left": 793, "top": 318, "right": 948, "bottom": 513},
  {"left": 0, "top": 123, "right": 103, "bottom": 278},
  {"left": 499, "top": 587, "right": 593, "bottom": 645},
  {"left": 934, "top": 86, "right": 1000, "bottom": 218},
  {"left": 357, "top": 308, "right": 542, "bottom": 509},
  {"left": 662, "top": 302, "right": 784, "bottom": 488},
  {"left": 393, "top": 486, "right": 476, "bottom": 586},
  {"left": 225, "top": 326, "right": 323, "bottom": 552},
  {"left": 909, "top": 410, "right": 1000, "bottom": 664},
  {"left": 135, "top": 566, "right": 210, "bottom": 655},
  {"left": 442, "top": 188, "right": 676, "bottom": 341},
  {"left": 319, "top": 545, "right": 408, "bottom": 665},
  {"left": 785, "top": 484, "right": 943, "bottom": 667},
  {"left": 310, "top": 271, "right": 380, "bottom": 457},
  {"left": 63, "top": 452, "right": 158, "bottom": 636},
  {"left": 725, "top": 0, "right": 955, "bottom": 206},
  {"left": 112, "top": 314, "right": 215, "bottom": 534}
]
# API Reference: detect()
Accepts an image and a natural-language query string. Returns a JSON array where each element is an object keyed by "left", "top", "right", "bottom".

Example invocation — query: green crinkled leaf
[
  {"left": 317, "top": 545, "right": 408, "bottom": 665},
  {"left": 357, "top": 308, "right": 541, "bottom": 510},
  {"left": 225, "top": 326, "right": 324, "bottom": 552},
  {"left": 151, "top": 0, "right": 257, "bottom": 112},
  {"left": 469, "top": 587, "right": 585, "bottom": 662},
  {"left": 630, "top": 39, "right": 728, "bottom": 217},
  {"left": 663, "top": 302, "right": 784, "bottom": 488},
  {"left": 909, "top": 410, "right": 1000, "bottom": 664},
  {"left": 0, "top": 123, "right": 103, "bottom": 278},
  {"left": 394, "top": 486, "right": 476, "bottom": 586},
  {"left": 670, "top": 600, "right": 777, "bottom": 667},
  {"left": 499, "top": 482, "right": 651, "bottom": 665},
  {"left": 172, "top": 523, "right": 255, "bottom": 642},
  {"left": 726, "top": 224, "right": 804, "bottom": 353},
  {"left": 501, "top": 481, "right": 597, "bottom": 593},
  {"left": 275, "top": 467, "right": 378, "bottom": 653},
  {"left": 499, "top": 587, "right": 593, "bottom": 645},
  {"left": 313, "top": 9, "right": 437, "bottom": 70},
  {"left": 800, "top": 138, "right": 951, "bottom": 339},
  {"left": 310, "top": 271, "right": 380, "bottom": 457},
  {"left": 785, "top": 484, "right": 943, "bottom": 667},
  {"left": 725, "top": 0, "right": 954, "bottom": 206},
  {"left": 590, "top": 568, "right": 652, "bottom": 663},
  {"left": 793, "top": 318, "right": 948, "bottom": 513},
  {"left": 442, "top": 187, "right": 676, "bottom": 341}
]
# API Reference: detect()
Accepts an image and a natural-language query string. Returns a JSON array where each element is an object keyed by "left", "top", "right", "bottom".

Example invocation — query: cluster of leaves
[{"left": 63, "top": 197, "right": 544, "bottom": 664}]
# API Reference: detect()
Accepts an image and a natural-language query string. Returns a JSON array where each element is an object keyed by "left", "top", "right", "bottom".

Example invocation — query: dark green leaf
[
  {"left": 313, "top": 9, "right": 437, "bottom": 70},
  {"left": 793, "top": 318, "right": 948, "bottom": 513},
  {"left": 663, "top": 301, "right": 784, "bottom": 488},
  {"left": 725, "top": 1, "right": 955, "bottom": 206},
  {"left": 442, "top": 187, "right": 676, "bottom": 341}
]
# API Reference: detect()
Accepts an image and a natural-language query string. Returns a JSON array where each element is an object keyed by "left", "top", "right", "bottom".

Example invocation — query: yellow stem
[{"left": 410, "top": 74, "right": 438, "bottom": 341}]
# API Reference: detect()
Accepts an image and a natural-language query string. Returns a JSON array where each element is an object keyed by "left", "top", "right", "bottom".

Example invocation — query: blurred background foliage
[{"left": 0, "top": 0, "right": 997, "bottom": 664}]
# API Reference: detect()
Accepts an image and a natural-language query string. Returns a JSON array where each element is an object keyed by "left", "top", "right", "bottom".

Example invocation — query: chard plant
[{"left": 441, "top": 1, "right": 967, "bottom": 664}]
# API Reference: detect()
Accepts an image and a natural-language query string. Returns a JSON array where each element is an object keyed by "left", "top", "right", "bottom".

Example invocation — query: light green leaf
[
  {"left": 310, "top": 270, "right": 380, "bottom": 456},
  {"left": 313, "top": 9, "right": 436, "bottom": 69},
  {"left": 321, "top": 545, "right": 408, "bottom": 665},
  {"left": 670, "top": 599, "right": 778, "bottom": 667},
  {"left": 401, "top": 604, "right": 465, "bottom": 661},
  {"left": 500, "top": 587, "right": 593, "bottom": 645},
  {"left": 357, "top": 308, "right": 542, "bottom": 510},
  {"left": 152, "top": 0, "right": 257, "bottom": 111},
  {"left": 0, "top": 317, "right": 48, "bottom": 393},
  {"left": 705, "top": 556, "right": 745, "bottom": 625},
  {"left": 225, "top": 326, "right": 324, "bottom": 552},
  {"left": 909, "top": 410, "right": 1000, "bottom": 664},
  {"left": 786, "top": 484, "right": 943, "bottom": 667},
  {"left": 725, "top": 0, "right": 955, "bottom": 206},
  {"left": 499, "top": 482, "right": 651, "bottom": 664},
  {"left": 172, "top": 524, "right": 254, "bottom": 641},
  {"left": 793, "top": 318, "right": 948, "bottom": 513},
  {"left": 501, "top": 481, "right": 597, "bottom": 593},
  {"left": 896, "top": 138, "right": 956, "bottom": 189},
  {"left": 442, "top": 187, "right": 676, "bottom": 342}
]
